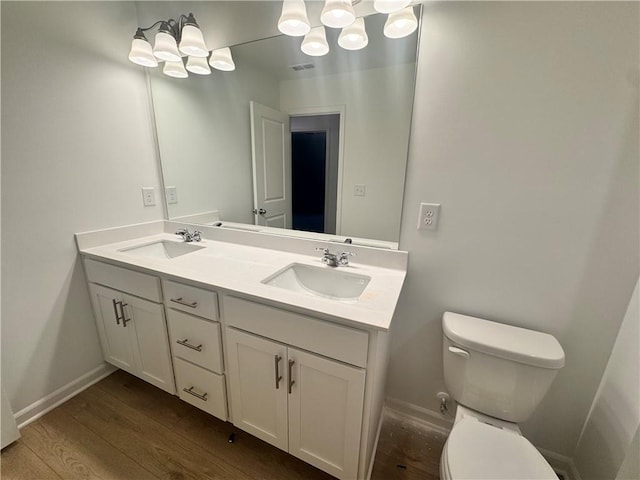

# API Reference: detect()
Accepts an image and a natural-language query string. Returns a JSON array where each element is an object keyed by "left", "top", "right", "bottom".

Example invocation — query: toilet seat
[{"left": 442, "top": 418, "right": 558, "bottom": 479}]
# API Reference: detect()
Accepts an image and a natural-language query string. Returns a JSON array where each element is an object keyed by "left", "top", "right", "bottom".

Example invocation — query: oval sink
[
  {"left": 119, "top": 240, "right": 205, "bottom": 259},
  {"left": 262, "top": 263, "right": 371, "bottom": 301}
]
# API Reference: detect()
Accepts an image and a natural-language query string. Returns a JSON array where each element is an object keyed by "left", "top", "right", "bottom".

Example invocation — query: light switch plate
[
  {"left": 354, "top": 184, "right": 366, "bottom": 197},
  {"left": 142, "top": 187, "right": 156, "bottom": 207},
  {"left": 417, "top": 202, "right": 440, "bottom": 231}
]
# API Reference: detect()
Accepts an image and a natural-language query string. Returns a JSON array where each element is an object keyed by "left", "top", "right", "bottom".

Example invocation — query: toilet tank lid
[{"left": 443, "top": 312, "right": 565, "bottom": 369}]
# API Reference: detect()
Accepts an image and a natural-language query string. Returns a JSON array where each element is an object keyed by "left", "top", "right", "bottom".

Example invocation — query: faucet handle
[
  {"left": 339, "top": 251, "right": 355, "bottom": 265},
  {"left": 315, "top": 247, "right": 329, "bottom": 254},
  {"left": 192, "top": 230, "right": 202, "bottom": 242}
]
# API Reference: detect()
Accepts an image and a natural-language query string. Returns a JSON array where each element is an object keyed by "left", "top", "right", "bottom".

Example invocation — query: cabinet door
[
  {"left": 123, "top": 294, "right": 175, "bottom": 394},
  {"left": 226, "top": 328, "right": 288, "bottom": 451},
  {"left": 89, "top": 284, "right": 136, "bottom": 374},
  {"left": 288, "top": 348, "right": 366, "bottom": 480}
]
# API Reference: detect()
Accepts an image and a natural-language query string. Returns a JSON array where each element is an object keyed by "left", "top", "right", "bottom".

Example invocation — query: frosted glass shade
[
  {"left": 278, "top": 0, "right": 311, "bottom": 36},
  {"left": 209, "top": 47, "right": 235, "bottom": 71},
  {"left": 186, "top": 56, "right": 211, "bottom": 75},
  {"left": 373, "top": 0, "right": 411, "bottom": 14},
  {"left": 338, "top": 17, "right": 368, "bottom": 50},
  {"left": 163, "top": 59, "right": 188, "bottom": 78},
  {"left": 153, "top": 31, "right": 181, "bottom": 62},
  {"left": 320, "top": 0, "right": 355, "bottom": 28},
  {"left": 383, "top": 7, "right": 418, "bottom": 38},
  {"left": 129, "top": 38, "right": 158, "bottom": 67},
  {"left": 179, "top": 24, "right": 209, "bottom": 57},
  {"left": 301, "top": 26, "right": 330, "bottom": 56}
]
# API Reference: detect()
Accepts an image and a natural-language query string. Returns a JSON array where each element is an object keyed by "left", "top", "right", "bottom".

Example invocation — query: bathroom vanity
[{"left": 76, "top": 220, "right": 407, "bottom": 480}]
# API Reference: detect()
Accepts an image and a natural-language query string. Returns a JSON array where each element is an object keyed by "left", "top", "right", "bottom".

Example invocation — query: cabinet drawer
[
  {"left": 84, "top": 259, "right": 161, "bottom": 302},
  {"left": 223, "top": 296, "right": 369, "bottom": 368},
  {"left": 167, "top": 309, "right": 223, "bottom": 373},
  {"left": 174, "top": 358, "right": 227, "bottom": 420},
  {"left": 163, "top": 280, "right": 218, "bottom": 320}
]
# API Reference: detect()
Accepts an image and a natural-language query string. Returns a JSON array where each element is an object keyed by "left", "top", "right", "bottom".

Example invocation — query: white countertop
[{"left": 78, "top": 229, "right": 407, "bottom": 331}]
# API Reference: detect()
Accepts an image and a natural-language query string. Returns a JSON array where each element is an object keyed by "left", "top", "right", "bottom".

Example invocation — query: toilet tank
[{"left": 442, "top": 312, "right": 565, "bottom": 423}]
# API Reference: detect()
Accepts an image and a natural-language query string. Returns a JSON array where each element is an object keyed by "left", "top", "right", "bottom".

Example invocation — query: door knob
[{"left": 252, "top": 208, "right": 266, "bottom": 215}]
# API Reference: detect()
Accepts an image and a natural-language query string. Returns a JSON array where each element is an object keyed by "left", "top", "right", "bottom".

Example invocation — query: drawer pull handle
[
  {"left": 170, "top": 297, "right": 198, "bottom": 308},
  {"left": 274, "top": 355, "right": 282, "bottom": 389},
  {"left": 288, "top": 359, "right": 295, "bottom": 394},
  {"left": 183, "top": 386, "right": 208, "bottom": 401},
  {"left": 176, "top": 338, "right": 203, "bottom": 352}
]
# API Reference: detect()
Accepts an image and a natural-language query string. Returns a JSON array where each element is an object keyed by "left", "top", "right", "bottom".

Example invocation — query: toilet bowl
[
  {"left": 439, "top": 312, "right": 565, "bottom": 480},
  {"left": 440, "top": 406, "right": 557, "bottom": 479}
]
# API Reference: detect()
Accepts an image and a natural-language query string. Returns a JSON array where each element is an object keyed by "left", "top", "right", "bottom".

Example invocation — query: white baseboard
[
  {"left": 384, "top": 396, "right": 453, "bottom": 436},
  {"left": 14, "top": 363, "right": 116, "bottom": 429}
]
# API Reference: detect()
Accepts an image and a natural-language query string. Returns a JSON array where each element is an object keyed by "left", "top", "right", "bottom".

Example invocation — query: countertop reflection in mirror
[{"left": 147, "top": 3, "right": 421, "bottom": 247}]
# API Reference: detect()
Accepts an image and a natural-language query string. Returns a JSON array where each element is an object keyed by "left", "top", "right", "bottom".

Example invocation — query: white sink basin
[
  {"left": 262, "top": 263, "right": 371, "bottom": 301},
  {"left": 119, "top": 240, "right": 205, "bottom": 260}
]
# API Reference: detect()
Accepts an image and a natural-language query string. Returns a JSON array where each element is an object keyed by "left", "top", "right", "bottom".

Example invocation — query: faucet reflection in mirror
[
  {"left": 128, "top": 12, "right": 235, "bottom": 78},
  {"left": 278, "top": 0, "right": 417, "bottom": 56}
]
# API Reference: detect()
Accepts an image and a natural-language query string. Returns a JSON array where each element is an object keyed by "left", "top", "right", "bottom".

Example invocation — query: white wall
[
  {"left": 573, "top": 279, "right": 639, "bottom": 479},
  {"left": 391, "top": 0, "right": 639, "bottom": 458},
  {"left": 151, "top": 60, "right": 280, "bottom": 223},
  {"left": 1, "top": 2, "right": 163, "bottom": 415},
  {"left": 280, "top": 63, "right": 415, "bottom": 242}
]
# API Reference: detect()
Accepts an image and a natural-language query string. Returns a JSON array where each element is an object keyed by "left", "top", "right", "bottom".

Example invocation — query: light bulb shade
[
  {"left": 301, "top": 26, "right": 330, "bottom": 56},
  {"left": 153, "top": 31, "right": 181, "bottom": 62},
  {"left": 383, "top": 7, "right": 418, "bottom": 38},
  {"left": 163, "top": 59, "right": 189, "bottom": 78},
  {"left": 186, "top": 55, "right": 211, "bottom": 75},
  {"left": 179, "top": 24, "right": 209, "bottom": 57},
  {"left": 338, "top": 17, "right": 368, "bottom": 50},
  {"left": 278, "top": 0, "right": 311, "bottom": 36},
  {"left": 129, "top": 38, "right": 158, "bottom": 67},
  {"left": 373, "top": 0, "right": 411, "bottom": 14},
  {"left": 320, "top": 0, "right": 356, "bottom": 28},
  {"left": 209, "top": 47, "right": 235, "bottom": 71}
]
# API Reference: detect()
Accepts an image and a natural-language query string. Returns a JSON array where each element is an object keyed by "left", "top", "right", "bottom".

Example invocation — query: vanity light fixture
[
  {"left": 383, "top": 6, "right": 418, "bottom": 39},
  {"left": 277, "top": 0, "right": 418, "bottom": 56},
  {"left": 338, "top": 17, "right": 368, "bottom": 50},
  {"left": 209, "top": 47, "right": 236, "bottom": 71},
  {"left": 320, "top": 0, "right": 356, "bottom": 29},
  {"left": 301, "top": 26, "right": 330, "bottom": 56},
  {"left": 128, "top": 13, "right": 235, "bottom": 78},
  {"left": 278, "top": 0, "right": 311, "bottom": 36}
]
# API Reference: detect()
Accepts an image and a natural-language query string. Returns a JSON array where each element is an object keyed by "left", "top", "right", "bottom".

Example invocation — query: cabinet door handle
[
  {"left": 120, "top": 302, "right": 130, "bottom": 327},
  {"left": 288, "top": 359, "right": 295, "bottom": 394},
  {"left": 183, "top": 386, "right": 208, "bottom": 401},
  {"left": 274, "top": 355, "right": 283, "bottom": 389},
  {"left": 177, "top": 338, "right": 203, "bottom": 352},
  {"left": 170, "top": 297, "right": 198, "bottom": 308},
  {"left": 112, "top": 299, "right": 122, "bottom": 325}
]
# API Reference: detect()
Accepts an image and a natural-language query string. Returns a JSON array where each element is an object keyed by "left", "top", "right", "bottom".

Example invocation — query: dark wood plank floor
[{"left": 1, "top": 370, "right": 446, "bottom": 480}]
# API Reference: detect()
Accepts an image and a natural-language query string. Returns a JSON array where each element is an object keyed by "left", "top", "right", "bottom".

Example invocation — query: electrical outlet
[
  {"left": 165, "top": 186, "right": 178, "bottom": 204},
  {"left": 417, "top": 202, "right": 440, "bottom": 231},
  {"left": 141, "top": 187, "right": 156, "bottom": 207},
  {"left": 354, "top": 184, "right": 366, "bottom": 197}
]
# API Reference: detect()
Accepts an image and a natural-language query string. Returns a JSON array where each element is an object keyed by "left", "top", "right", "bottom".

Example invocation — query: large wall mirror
[{"left": 143, "top": 2, "right": 420, "bottom": 247}]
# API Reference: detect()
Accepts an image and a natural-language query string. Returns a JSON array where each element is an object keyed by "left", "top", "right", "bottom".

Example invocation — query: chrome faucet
[
  {"left": 316, "top": 247, "right": 355, "bottom": 267},
  {"left": 175, "top": 228, "right": 202, "bottom": 242}
]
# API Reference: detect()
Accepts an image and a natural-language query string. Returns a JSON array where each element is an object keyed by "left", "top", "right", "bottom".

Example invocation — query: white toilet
[{"left": 440, "top": 311, "right": 565, "bottom": 480}]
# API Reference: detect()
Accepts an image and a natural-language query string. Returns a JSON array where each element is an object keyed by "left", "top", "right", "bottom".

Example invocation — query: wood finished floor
[{"left": 1, "top": 370, "right": 446, "bottom": 480}]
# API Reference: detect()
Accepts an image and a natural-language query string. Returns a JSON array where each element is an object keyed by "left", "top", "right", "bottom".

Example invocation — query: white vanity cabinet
[
  {"left": 163, "top": 280, "right": 228, "bottom": 421},
  {"left": 85, "top": 260, "right": 175, "bottom": 394},
  {"left": 224, "top": 296, "right": 371, "bottom": 480}
]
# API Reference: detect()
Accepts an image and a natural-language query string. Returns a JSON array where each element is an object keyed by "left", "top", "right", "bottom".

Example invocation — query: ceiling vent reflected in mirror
[{"left": 290, "top": 63, "right": 316, "bottom": 71}]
